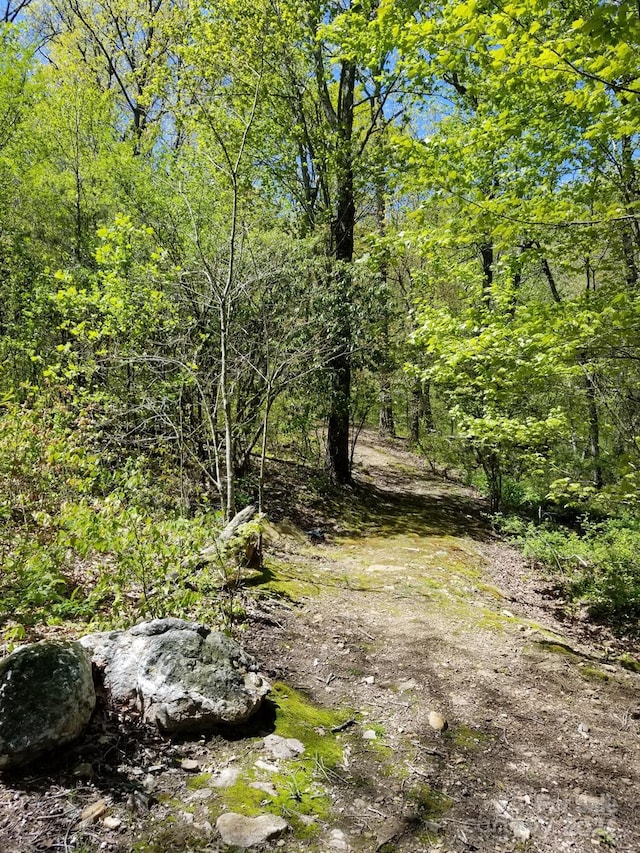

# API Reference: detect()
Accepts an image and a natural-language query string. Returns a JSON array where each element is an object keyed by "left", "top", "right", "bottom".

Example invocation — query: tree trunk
[
  {"left": 479, "top": 242, "right": 493, "bottom": 308},
  {"left": 379, "top": 375, "right": 395, "bottom": 437},
  {"left": 326, "top": 348, "right": 351, "bottom": 482},
  {"left": 409, "top": 379, "right": 424, "bottom": 444},
  {"left": 584, "top": 370, "right": 603, "bottom": 489},
  {"left": 325, "top": 61, "right": 355, "bottom": 484},
  {"left": 374, "top": 129, "right": 395, "bottom": 439}
]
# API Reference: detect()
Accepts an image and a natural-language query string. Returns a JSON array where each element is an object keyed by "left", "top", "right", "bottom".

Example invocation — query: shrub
[{"left": 501, "top": 514, "right": 640, "bottom": 630}]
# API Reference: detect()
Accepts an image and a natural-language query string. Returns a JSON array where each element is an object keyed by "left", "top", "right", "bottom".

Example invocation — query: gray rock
[
  {"left": 263, "top": 733, "right": 305, "bottom": 759},
  {"left": 510, "top": 820, "right": 531, "bottom": 842},
  {"left": 575, "top": 792, "right": 617, "bottom": 815},
  {"left": 327, "top": 828, "right": 350, "bottom": 850},
  {"left": 250, "top": 781, "right": 278, "bottom": 797},
  {"left": 216, "top": 812, "right": 289, "bottom": 847},
  {"left": 0, "top": 641, "right": 95, "bottom": 770},
  {"left": 80, "top": 618, "right": 269, "bottom": 733},
  {"left": 211, "top": 766, "right": 240, "bottom": 787}
]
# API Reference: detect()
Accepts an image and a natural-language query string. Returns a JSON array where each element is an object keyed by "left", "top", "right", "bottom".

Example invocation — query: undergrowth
[
  {"left": 500, "top": 514, "right": 640, "bottom": 631},
  {"left": 0, "top": 397, "right": 243, "bottom": 646}
]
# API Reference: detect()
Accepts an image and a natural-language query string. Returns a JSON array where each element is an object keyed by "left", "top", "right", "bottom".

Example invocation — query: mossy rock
[{"left": 0, "top": 640, "right": 95, "bottom": 769}]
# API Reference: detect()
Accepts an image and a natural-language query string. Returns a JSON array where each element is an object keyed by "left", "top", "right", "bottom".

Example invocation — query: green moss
[
  {"left": 216, "top": 775, "right": 265, "bottom": 817},
  {"left": 580, "top": 665, "right": 610, "bottom": 682},
  {"left": 618, "top": 653, "right": 640, "bottom": 673},
  {"left": 476, "top": 582, "right": 506, "bottom": 600},
  {"left": 256, "top": 559, "right": 321, "bottom": 600},
  {"left": 533, "top": 640, "right": 579, "bottom": 658},
  {"left": 217, "top": 763, "right": 328, "bottom": 838},
  {"left": 269, "top": 682, "right": 348, "bottom": 765},
  {"left": 186, "top": 772, "right": 212, "bottom": 790},
  {"left": 214, "top": 683, "right": 352, "bottom": 840},
  {"left": 408, "top": 783, "right": 452, "bottom": 818},
  {"left": 446, "top": 724, "right": 489, "bottom": 750}
]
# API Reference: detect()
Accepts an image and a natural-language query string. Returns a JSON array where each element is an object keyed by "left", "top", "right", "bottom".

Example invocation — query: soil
[{"left": 1, "top": 431, "right": 639, "bottom": 853}]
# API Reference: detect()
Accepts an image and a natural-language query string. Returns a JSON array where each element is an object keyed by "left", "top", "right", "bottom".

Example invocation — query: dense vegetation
[{"left": 1, "top": 0, "right": 639, "bottom": 637}]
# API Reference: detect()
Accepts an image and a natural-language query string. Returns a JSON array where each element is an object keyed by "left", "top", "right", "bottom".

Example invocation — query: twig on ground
[{"left": 331, "top": 717, "right": 357, "bottom": 733}]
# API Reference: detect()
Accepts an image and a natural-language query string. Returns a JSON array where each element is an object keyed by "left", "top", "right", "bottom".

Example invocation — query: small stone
[
  {"left": 142, "top": 774, "right": 156, "bottom": 792},
  {"left": 127, "top": 791, "right": 150, "bottom": 813},
  {"left": 493, "top": 799, "right": 513, "bottom": 820},
  {"left": 376, "top": 817, "right": 404, "bottom": 848},
  {"left": 510, "top": 820, "right": 531, "bottom": 841},
  {"left": 428, "top": 711, "right": 448, "bottom": 732},
  {"left": 103, "top": 816, "right": 122, "bottom": 830},
  {"left": 73, "top": 762, "right": 94, "bottom": 779},
  {"left": 575, "top": 793, "right": 616, "bottom": 815},
  {"left": 181, "top": 758, "right": 201, "bottom": 772},
  {"left": 363, "top": 729, "right": 377, "bottom": 740},
  {"left": 216, "top": 813, "right": 289, "bottom": 847},
  {"left": 191, "top": 788, "right": 214, "bottom": 800},
  {"left": 212, "top": 766, "right": 240, "bottom": 787},
  {"left": 79, "top": 800, "right": 107, "bottom": 827},
  {"left": 327, "top": 827, "right": 350, "bottom": 851},
  {"left": 263, "top": 734, "right": 305, "bottom": 759},
  {"left": 255, "top": 759, "right": 279, "bottom": 774},
  {"left": 250, "top": 781, "right": 278, "bottom": 797},
  {"left": 363, "top": 676, "right": 375, "bottom": 685}
]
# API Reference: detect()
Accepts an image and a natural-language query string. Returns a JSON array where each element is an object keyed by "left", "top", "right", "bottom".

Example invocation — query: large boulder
[
  {"left": 0, "top": 641, "right": 95, "bottom": 770},
  {"left": 80, "top": 618, "right": 270, "bottom": 734}
]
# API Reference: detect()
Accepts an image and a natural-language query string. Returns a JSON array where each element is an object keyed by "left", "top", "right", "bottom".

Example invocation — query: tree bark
[
  {"left": 325, "top": 61, "right": 355, "bottom": 484},
  {"left": 584, "top": 370, "right": 603, "bottom": 489}
]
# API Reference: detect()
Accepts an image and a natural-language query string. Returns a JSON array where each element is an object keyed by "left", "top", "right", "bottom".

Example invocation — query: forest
[{"left": 1, "top": 0, "right": 640, "bottom": 639}]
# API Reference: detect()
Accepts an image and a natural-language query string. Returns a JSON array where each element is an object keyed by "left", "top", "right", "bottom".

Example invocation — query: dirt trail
[
  {"left": 247, "top": 432, "right": 640, "bottom": 853},
  {"left": 1, "top": 433, "right": 638, "bottom": 853}
]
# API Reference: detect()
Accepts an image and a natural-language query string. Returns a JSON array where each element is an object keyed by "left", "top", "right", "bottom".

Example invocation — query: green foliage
[
  {"left": 501, "top": 515, "right": 640, "bottom": 628},
  {"left": 0, "top": 395, "right": 228, "bottom": 638},
  {"left": 1, "top": 0, "right": 640, "bottom": 638}
]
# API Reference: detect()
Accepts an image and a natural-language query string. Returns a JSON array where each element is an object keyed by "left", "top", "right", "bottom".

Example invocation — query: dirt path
[
  {"left": 246, "top": 432, "right": 640, "bottom": 853},
  {"left": 1, "top": 433, "right": 638, "bottom": 853}
]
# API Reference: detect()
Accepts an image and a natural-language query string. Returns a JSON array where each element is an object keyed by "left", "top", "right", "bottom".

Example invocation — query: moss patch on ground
[
  {"left": 408, "top": 783, "right": 453, "bottom": 818},
  {"left": 579, "top": 665, "right": 610, "bottom": 682},
  {"left": 214, "top": 683, "right": 352, "bottom": 839},
  {"left": 186, "top": 772, "right": 212, "bottom": 791},
  {"left": 618, "top": 653, "right": 640, "bottom": 673},
  {"left": 533, "top": 639, "right": 581, "bottom": 658},
  {"left": 446, "top": 724, "right": 490, "bottom": 750},
  {"left": 256, "top": 559, "right": 322, "bottom": 600}
]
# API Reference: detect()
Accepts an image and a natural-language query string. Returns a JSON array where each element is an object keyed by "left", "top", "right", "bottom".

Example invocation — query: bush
[
  {"left": 501, "top": 514, "right": 640, "bottom": 630},
  {"left": 0, "top": 396, "right": 231, "bottom": 640}
]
